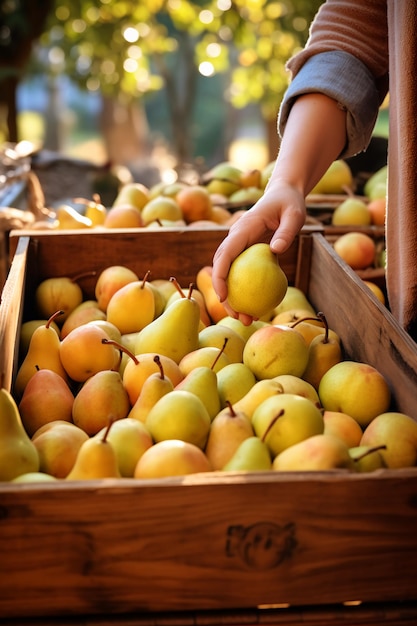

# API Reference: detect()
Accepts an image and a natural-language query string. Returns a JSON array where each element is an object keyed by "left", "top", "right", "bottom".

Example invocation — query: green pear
[
  {"left": 128, "top": 355, "right": 174, "bottom": 422},
  {"left": 360, "top": 412, "right": 417, "bottom": 468},
  {"left": 35, "top": 275, "right": 84, "bottom": 322},
  {"left": 216, "top": 362, "right": 256, "bottom": 409},
  {"left": 205, "top": 402, "right": 254, "bottom": 470},
  {"left": 198, "top": 324, "right": 245, "bottom": 363},
  {"left": 14, "top": 311, "right": 69, "bottom": 400},
  {"left": 252, "top": 393, "right": 324, "bottom": 457},
  {"left": 145, "top": 390, "right": 211, "bottom": 450},
  {"left": 175, "top": 366, "right": 221, "bottom": 421},
  {"left": 331, "top": 197, "right": 371, "bottom": 226},
  {"left": 309, "top": 159, "right": 353, "bottom": 195},
  {"left": 107, "top": 272, "right": 156, "bottom": 334},
  {"left": 349, "top": 445, "right": 388, "bottom": 472},
  {"left": 364, "top": 165, "right": 388, "bottom": 199},
  {"left": 0, "top": 388, "right": 39, "bottom": 481},
  {"left": 72, "top": 369, "right": 131, "bottom": 436},
  {"left": 226, "top": 243, "right": 288, "bottom": 319},
  {"left": 272, "top": 434, "right": 355, "bottom": 471},
  {"left": 216, "top": 316, "right": 268, "bottom": 342},
  {"left": 18, "top": 368, "right": 74, "bottom": 437},
  {"left": 134, "top": 279, "right": 200, "bottom": 364},
  {"left": 11, "top": 472, "right": 58, "bottom": 483},
  {"left": 222, "top": 436, "right": 272, "bottom": 472},
  {"left": 272, "top": 286, "right": 315, "bottom": 317},
  {"left": 96, "top": 417, "right": 153, "bottom": 477},
  {"left": 134, "top": 439, "right": 212, "bottom": 478},
  {"left": 66, "top": 420, "right": 121, "bottom": 480}
]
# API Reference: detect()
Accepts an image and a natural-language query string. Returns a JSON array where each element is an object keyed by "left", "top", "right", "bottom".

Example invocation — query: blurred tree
[
  {"left": 22, "top": 0, "right": 324, "bottom": 169},
  {"left": 0, "top": 0, "right": 52, "bottom": 142}
]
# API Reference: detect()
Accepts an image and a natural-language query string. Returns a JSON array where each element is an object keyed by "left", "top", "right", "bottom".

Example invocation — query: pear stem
[
  {"left": 102, "top": 417, "right": 115, "bottom": 443},
  {"left": 153, "top": 354, "right": 165, "bottom": 380},
  {"left": 70, "top": 270, "right": 97, "bottom": 284},
  {"left": 261, "top": 409, "right": 285, "bottom": 443},
  {"left": 101, "top": 338, "right": 139, "bottom": 365},
  {"left": 352, "top": 445, "right": 387, "bottom": 462},
  {"left": 141, "top": 269, "right": 151, "bottom": 288},
  {"left": 47, "top": 310, "right": 65, "bottom": 328},
  {"left": 316, "top": 311, "right": 329, "bottom": 343},
  {"left": 211, "top": 337, "right": 228, "bottom": 370},
  {"left": 225, "top": 400, "right": 237, "bottom": 417}
]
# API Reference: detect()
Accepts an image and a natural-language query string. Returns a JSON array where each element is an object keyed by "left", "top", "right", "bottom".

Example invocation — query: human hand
[{"left": 211, "top": 181, "right": 306, "bottom": 325}]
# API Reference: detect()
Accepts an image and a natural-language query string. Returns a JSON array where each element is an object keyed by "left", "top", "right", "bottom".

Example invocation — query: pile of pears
[
  {"left": 2, "top": 242, "right": 417, "bottom": 485},
  {"left": 36, "top": 160, "right": 275, "bottom": 232}
]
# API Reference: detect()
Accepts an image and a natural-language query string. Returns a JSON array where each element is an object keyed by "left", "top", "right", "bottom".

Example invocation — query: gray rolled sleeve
[{"left": 278, "top": 51, "right": 382, "bottom": 158}]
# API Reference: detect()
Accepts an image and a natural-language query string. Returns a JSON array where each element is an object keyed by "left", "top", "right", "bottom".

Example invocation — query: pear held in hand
[{"left": 226, "top": 243, "right": 288, "bottom": 319}]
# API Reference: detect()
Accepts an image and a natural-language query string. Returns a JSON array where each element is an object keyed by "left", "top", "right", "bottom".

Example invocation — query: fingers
[{"left": 270, "top": 205, "right": 306, "bottom": 254}]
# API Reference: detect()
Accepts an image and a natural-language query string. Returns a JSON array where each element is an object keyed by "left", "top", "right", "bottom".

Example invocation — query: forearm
[{"left": 268, "top": 92, "right": 347, "bottom": 197}]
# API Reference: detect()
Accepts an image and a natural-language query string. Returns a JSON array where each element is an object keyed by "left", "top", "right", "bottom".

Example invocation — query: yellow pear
[
  {"left": 72, "top": 369, "right": 131, "bottom": 435},
  {"left": 216, "top": 316, "right": 268, "bottom": 342},
  {"left": 19, "top": 318, "right": 60, "bottom": 359},
  {"left": 134, "top": 439, "right": 212, "bottom": 478},
  {"left": 243, "top": 324, "right": 309, "bottom": 379},
  {"left": 66, "top": 420, "right": 121, "bottom": 480},
  {"left": 134, "top": 279, "right": 200, "bottom": 364},
  {"left": 232, "top": 378, "right": 285, "bottom": 421},
  {"left": 222, "top": 435, "right": 272, "bottom": 472},
  {"left": 318, "top": 361, "right": 391, "bottom": 428},
  {"left": 301, "top": 312, "right": 343, "bottom": 390},
  {"left": 145, "top": 390, "right": 211, "bottom": 450},
  {"left": 198, "top": 324, "right": 245, "bottom": 363},
  {"left": 128, "top": 354, "right": 174, "bottom": 423},
  {"left": 60, "top": 301, "right": 107, "bottom": 339},
  {"left": 360, "top": 412, "right": 417, "bottom": 468},
  {"left": 205, "top": 401, "right": 254, "bottom": 470},
  {"left": 323, "top": 410, "right": 363, "bottom": 448},
  {"left": 226, "top": 243, "right": 288, "bottom": 319},
  {"left": 272, "top": 374, "right": 320, "bottom": 406},
  {"left": 179, "top": 346, "right": 230, "bottom": 377},
  {"left": 32, "top": 420, "right": 89, "bottom": 478},
  {"left": 59, "top": 324, "right": 120, "bottom": 383},
  {"left": 272, "top": 286, "right": 315, "bottom": 316},
  {"left": 349, "top": 445, "right": 388, "bottom": 472},
  {"left": 14, "top": 311, "right": 69, "bottom": 400},
  {"left": 35, "top": 275, "right": 84, "bottom": 322},
  {"left": 273, "top": 434, "right": 355, "bottom": 471},
  {"left": 94, "top": 265, "right": 139, "bottom": 312},
  {"left": 0, "top": 388, "right": 39, "bottom": 481},
  {"left": 122, "top": 349, "right": 183, "bottom": 405},
  {"left": 107, "top": 271, "right": 156, "bottom": 334},
  {"left": 252, "top": 393, "right": 324, "bottom": 457},
  {"left": 175, "top": 365, "right": 221, "bottom": 421},
  {"left": 96, "top": 417, "right": 153, "bottom": 477},
  {"left": 309, "top": 159, "right": 353, "bottom": 195},
  {"left": 56, "top": 204, "right": 93, "bottom": 229}
]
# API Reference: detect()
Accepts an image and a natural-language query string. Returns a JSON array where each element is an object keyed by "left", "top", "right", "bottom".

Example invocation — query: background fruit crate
[{"left": 1, "top": 228, "right": 417, "bottom": 626}]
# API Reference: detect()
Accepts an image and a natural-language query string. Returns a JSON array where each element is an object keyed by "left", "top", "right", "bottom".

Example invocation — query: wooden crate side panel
[
  {"left": 306, "top": 235, "right": 417, "bottom": 420},
  {"left": 1, "top": 471, "right": 417, "bottom": 618}
]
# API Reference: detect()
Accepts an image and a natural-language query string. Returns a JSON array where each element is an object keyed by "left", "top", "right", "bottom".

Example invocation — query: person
[{"left": 211, "top": 1, "right": 417, "bottom": 340}]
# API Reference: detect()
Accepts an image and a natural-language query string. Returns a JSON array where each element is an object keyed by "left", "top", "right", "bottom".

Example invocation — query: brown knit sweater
[{"left": 284, "top": 0, "right": 417, "bottom": 340}]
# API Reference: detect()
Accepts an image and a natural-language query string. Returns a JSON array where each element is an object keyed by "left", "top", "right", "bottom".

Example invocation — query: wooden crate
[{"left": 1, "top": 228, "right": 417, "bottom": 626}]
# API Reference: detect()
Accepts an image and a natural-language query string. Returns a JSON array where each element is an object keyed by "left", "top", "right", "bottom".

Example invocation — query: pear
[
  {"left": 66, "top": 420, "right": 121, "bottom": 480},
  {"left": 360, "top": 412, "right": 417, "bottom": 468},
  {"left": 134, "top": 439, "right": 212, "bottom": 478},
  {"left": 323, "top": 410, "right": 363, "bottom": 448},
  {"left": 243, "top": 324, "right": 309, "bottom": 379},
  {"left": 349, "top": 445, "right": 388, "bottom": 472},
  {"left": 128, "top": 355, "right": 174, "bottom": 423},
  {"left": 226, "top": 243, "right": 288, "bottom": 319},
  {"left": 35, "top": 275, "right": 84, "bottom": 322},
  {"left": 19, "top": 318, "right": 60, "bottom": 359},
  {"left": 272, "top": 374, "right": 320, "bottom": 406},
  {"left": 198, "top": 324, "right": 245, "bottom": 363},
  {"left": 94, "top": 265, "right": 139, "bottom": 312},
  {"left": 252, "top": 393, "right": 324, "bottom": 457},
  {"left": 179, "top": 346, "right": 230, "bottom": 376},
  {"left": 0, "top": 388, "right": 40, "bottom": 481},
  {"left": 145, "top": 390, "right": 211, "bottom": 450},
  {"left": 72, "top": 369, "right": 131, "bottom": 436},
  {"left": 60, "top": 301, "right": 106, "bottom": 339},
  {"left": 175, "top": 365, "right": 221, "bottom": 421},
  {"left": 59, "top": 324, "right": 120, "bottom": 383},
  {"left": 96, "top": 417, "right": 153, "bottom": 477},
  {"left": 215, "top": 316, "right": 268, "bottom": 342},
  {"left": 122, "top": 349, "right": 183, "bottom": 405},
  {"left": 272, "top": 434, "right": 355, "bottom": 471},
  {"left": 232, "top": 378, "right": 285, "bottom": 421},
  {"left": 12, "top": 472, "right": 58, "bottom": 483},
  {"left": 134, "top": 278, "right": 200, "bottom": 364},
  {"left": 205, "top": 402, "right": 254, "bottom": 470},
  {"left": 223, "top": 436, "right": 272, "bottom": 472},
  {"left": 272, "top": 286, "right": 315, "bottom": 317},
  {"left": 107, "top": 271, "right": 156, "bottom": 334},
  {"left": 216, "top": 362, "right": 256, "bottom": 409},
  {"left": 56, "top": 204, "right": 93, "bottom": 229},
  {"left": 18, "top": 368, "right": 74, "bottom": 437},
  {"left": 14, "top": 310, "right": 69, "bottom": 400},
  {"left": 301, "top": 312, "right": 343, "bottom": 390},
  {"left": 318, "top": 361, "right": 391, "bottom": 428},
  {"left": 32, "top": 420, "right": 89, "bottom": 478}
]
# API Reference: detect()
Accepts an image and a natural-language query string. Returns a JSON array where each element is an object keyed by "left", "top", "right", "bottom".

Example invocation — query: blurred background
[{"left": 0, "top": 0, "right": 388, "bottom": 192}]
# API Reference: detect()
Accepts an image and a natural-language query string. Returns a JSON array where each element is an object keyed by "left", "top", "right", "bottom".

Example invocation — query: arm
[{"left": 211, "top": 92, "right": 347, "bottom": 325}]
